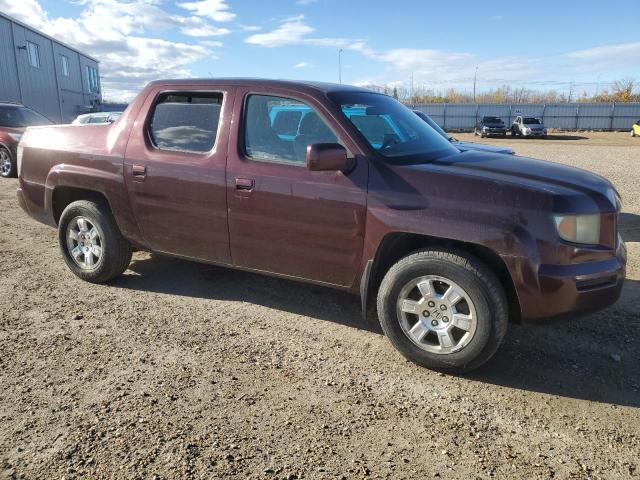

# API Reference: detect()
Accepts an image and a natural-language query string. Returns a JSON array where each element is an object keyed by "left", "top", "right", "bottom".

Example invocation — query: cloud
[
  {"left": 245, "top": 15, "right": 313, "bottom": 47},
  {"left": 245, "top": 14, "right": 372, "bottom": 55},
  {"left": 294, "top": 62, "right": 311, "bottom": 68},
  {"left": 0, "top": 0, "right": 229, "bottom": 101},
  {"left": 239, "top": 24, "right": 261, "bottom": 32},
  {"left": 177, "top": 0, "right": 236, "bottom": 22}
]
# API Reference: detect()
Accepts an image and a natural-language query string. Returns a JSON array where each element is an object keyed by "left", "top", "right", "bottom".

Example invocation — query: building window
[
  {"left": 26, "top": 41, "right": 40, "bottom": 68},
  {"left": 85, "top": 66, "right": 100, "bottom": 94},
  {"left": 60, "top": 55, "right": 69, "bottom": 77}
]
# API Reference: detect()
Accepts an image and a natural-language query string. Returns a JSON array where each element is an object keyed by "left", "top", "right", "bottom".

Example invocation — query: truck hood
[
  {"left": 405, "top": 150, "right": 618, "bottom": 212},
  {"left": 452, "top": 140, "right": 514, "bottom": 155}
]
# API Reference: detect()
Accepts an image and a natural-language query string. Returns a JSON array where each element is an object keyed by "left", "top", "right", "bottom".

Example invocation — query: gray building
[{"left": 0, "top": 11, "right": 101, "bottom": 123}]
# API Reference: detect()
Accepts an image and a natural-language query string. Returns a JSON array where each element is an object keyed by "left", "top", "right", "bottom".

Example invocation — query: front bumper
[
  {"left": 483, "top": 128, "right": 507, "bottom": 136},
  {"left": 520, "top": 240, "right": 626, "bottom": 321},
  {"left": 522, "top": 130, "right": 546, "bottom": 137}
]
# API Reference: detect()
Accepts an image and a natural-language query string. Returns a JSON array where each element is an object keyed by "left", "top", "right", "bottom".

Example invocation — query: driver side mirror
[{"left": 306, "top": 143, "right": 354, "bottom": 173}]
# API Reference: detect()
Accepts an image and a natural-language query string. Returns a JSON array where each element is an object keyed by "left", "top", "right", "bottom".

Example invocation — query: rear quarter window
[{"left": 149, "top": 92, "right": 223, "bottom": 153}]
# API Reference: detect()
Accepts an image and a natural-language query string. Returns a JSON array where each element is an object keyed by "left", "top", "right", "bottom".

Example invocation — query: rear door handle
[
  {"left": 235, "top": 177, "right": 254, "bottom": 191},
  {"left": 132, "top": 164, "right": 146, "bottom": 180}
]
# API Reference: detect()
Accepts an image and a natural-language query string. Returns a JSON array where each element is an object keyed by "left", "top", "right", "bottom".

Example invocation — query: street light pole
[
  {"left": 338, "top": 48, "right": 343, "bottom": 84},
  {"left": 473, "top": 66, "right": 478, "bottom": 103}
]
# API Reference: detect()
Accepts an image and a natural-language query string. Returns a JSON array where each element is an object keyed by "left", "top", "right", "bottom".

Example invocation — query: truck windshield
[
  {"left": 0, "top": 106, "right": 52, "bottom": 128},
  {"left": 329, "top": 92, "right": 459, "bottom": 163},
  {"left": 523, "top": 117, "right": 540, "bottom": 125},
  {"left": 483, "top": 117, "right": 503, "bottom": 123}
]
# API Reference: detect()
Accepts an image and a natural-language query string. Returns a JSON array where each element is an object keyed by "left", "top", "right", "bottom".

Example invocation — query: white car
[
  {"left": 511, "top": 116, "right": 547, "bottom": 138},
  {"left": 72, "top": 112, "right": 122, "bottom": 125}
]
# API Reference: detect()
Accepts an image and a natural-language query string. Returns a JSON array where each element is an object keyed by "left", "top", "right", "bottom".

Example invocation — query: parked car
[
  {"left": 72, "top": 112, "right": 123, "bottom": 125},
  {"left": 631, "top": 119, "right": 640, "bottom": 137},
  {"left": 511, "top": 116, "right": 547, "bottom": 138},
  {"left": 414, "top": 110, "right": 514, "bottom": 155},
  {"left": 474, "top": 116, "right": 508, "bottom": 137},
  {"left": 0, "top": 102, "right": 52, "bottom": 178},
  {"left": 17, "top": 79, "right": 625, "bottom": 372}
]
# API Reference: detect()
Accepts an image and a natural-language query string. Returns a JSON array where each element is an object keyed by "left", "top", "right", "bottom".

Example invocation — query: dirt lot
[{"left": 1, "top": 132, "right": 639, "bottom": 479}]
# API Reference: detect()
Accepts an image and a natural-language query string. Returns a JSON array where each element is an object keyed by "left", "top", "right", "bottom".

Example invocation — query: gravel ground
[{"left": 1, "top": 132, "right": 639, "bottom": 479}]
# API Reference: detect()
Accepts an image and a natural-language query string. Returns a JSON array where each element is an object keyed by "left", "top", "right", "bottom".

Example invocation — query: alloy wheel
[
  {"left": 66, "top": 216, "right": 103, "bottom": 269},
  {"left": 0, "top": 150, "right": 11, "bottom": 176},
  {"left": 396, "top": 275, "right": 478, "bottom": 354}
]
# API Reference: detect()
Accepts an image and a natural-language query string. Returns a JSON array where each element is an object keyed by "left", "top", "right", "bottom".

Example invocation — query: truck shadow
[
  {"left": 113, "top": 254, "right": 640, "bottom": 408},
  {"left": 619, "top": 212, "right": 640, "bottom": 243}
]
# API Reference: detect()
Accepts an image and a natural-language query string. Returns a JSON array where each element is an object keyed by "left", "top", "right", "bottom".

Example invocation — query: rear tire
[
  {"left": 377, "top": 248, "right": 508, "bottom": 373},
  {"left": 0, "top": 147, "right": 15, "bottom": 178},
  {"left": 58, "top": 200, "right": 132, "bottom": 283}
]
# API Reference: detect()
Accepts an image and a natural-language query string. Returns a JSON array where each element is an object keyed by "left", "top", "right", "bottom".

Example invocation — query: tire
[
  {"left": 480, "top": 131, "right": 486, "bottom": 138},
  {"left": 58, "top": 200, "right": 132, "bottom": 283},
  {"left": 632, "top": 130, "right": 636, "bottom": 138},
  {"left": 474, "top": 128, "right": 479, "bottom": 136},
  {"left": 377, "top": 248, "right": 508, "bottom": 373},
  {"left": 0, "top": 146, "right": 15, "bottom": 178},
  {"left": 502, "top": 132, "right": 507, "bottom": 138}
]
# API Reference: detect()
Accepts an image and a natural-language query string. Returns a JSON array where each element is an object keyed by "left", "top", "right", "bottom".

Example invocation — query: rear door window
[{"left": 149, "top": 92, "right": 223, "bottom": 153}]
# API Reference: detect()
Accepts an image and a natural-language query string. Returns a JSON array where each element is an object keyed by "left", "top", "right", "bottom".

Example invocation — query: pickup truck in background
[{"left": 16, "top": 79, "right": 626, "bottom": 372}]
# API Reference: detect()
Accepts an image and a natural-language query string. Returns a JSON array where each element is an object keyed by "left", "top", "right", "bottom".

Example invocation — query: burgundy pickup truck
[{"left": 16, "top": 79, "right": 626, "bottom": 372}]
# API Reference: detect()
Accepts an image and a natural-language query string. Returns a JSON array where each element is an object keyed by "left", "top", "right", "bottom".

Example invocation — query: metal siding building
[{"left": 0, "top": 12, "right": 101, "bottom": 123}]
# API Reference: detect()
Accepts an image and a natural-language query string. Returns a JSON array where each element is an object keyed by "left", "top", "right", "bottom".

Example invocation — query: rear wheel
[
  {"left": 58, "top": 200, "right": 132, "bottom": 283},
  {"left": 377, "top": 248, "right": 508, "bottom": 373},
  {"left": 0, "top": 147, "right": 15, "bottom": 178}
]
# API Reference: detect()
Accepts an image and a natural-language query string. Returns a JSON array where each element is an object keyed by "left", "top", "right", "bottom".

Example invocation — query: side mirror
[{"left": 306, "top": 143, "right": 354, "bottom": 172}]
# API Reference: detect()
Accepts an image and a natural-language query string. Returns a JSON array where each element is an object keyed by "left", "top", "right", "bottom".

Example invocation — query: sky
[{"left": 1, "top": 0, "right": 639, "bottom": 102}]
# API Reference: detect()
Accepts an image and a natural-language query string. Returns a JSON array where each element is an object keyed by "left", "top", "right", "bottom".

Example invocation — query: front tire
[
  {"left": 0, "top": 147, "right": 15, "bottom": 178},
  {"left": 58, "top": 200, "right": 132, "bottom": 283},
  {"left": 632, "top": 130, "right": 636, "bottom": 137},
  {"left": 377, "top": 249, "right": 508, "bottom": 373}
]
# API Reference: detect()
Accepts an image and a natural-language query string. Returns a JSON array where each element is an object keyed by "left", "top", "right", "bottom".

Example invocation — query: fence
[{"left": 408, "top": 102, "right": 640, "bottom": 131}]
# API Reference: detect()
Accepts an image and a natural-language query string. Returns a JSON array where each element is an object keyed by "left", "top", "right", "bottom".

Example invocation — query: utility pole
[
  {"left": 473, "top": 66, "right": 478, "bottom": 103},
  {"left": 568, "top": 81, "right": 574, "bottom": 103},
  {"left": 338, "top": 48, "right": 343, "bottom": 84},
  {"left": 410, "top": 72, "right": 414, "bottom": 104}
]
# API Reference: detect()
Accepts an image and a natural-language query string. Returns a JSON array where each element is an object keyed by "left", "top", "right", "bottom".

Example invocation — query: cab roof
[{"left": 146, "top": 78, "right": 374, "bottom": 95}]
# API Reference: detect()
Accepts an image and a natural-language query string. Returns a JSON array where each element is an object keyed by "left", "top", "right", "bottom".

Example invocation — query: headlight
[
  {"left": 553, "top": 214, "right": 601, "bottom": 244},
  {"left": 523, "top": 127, "right": 530, "bottom": 133},
  {"left": 482, "top": 126, "right": 488, "bottom": 130},
  {"left": 8, "top": 133, "right": 22, "bottom": 142}
]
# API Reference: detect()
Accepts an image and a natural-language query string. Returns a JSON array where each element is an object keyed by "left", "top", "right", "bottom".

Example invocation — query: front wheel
[
  {"left": 0, "top": 147, "right": 15, "bottom": 178},
  {"left": 377, "top": 249, "right": 508, "bottom": 373},
  {"left": 58, "top": 200, "right": 132, "bottom": 283},
  {"left": 632, "top": 130, "right": 636, "bottom": 137}
]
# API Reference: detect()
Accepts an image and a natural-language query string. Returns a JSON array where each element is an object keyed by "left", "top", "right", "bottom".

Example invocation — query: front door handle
[
  {"left": 235, "top": 177, "right": 254, "bottom": 191},
  {"left": 132, "top": 164, "right": 146, "bottom": 181}
]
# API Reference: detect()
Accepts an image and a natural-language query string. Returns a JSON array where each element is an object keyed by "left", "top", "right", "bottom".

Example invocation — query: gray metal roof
[{"left": 0, "top": 11, "right": 99, "bottom": 63}]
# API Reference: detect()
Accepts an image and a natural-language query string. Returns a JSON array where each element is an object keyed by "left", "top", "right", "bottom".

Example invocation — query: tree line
[{"left": 364, "top": 78, "right": 640, "bottom": 104}]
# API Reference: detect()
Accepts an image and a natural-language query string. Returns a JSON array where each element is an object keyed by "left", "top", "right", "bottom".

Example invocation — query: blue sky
[{"left": 1, "top": 0, "right": 639, "bottom": 101}]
